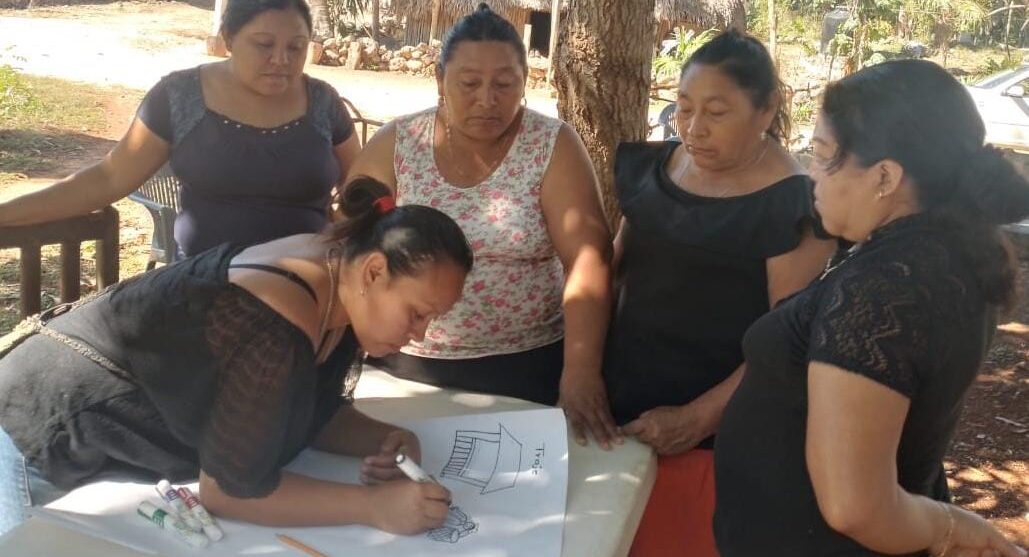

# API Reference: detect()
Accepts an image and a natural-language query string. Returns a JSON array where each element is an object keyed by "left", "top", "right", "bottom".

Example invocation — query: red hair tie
[{"left": 372, "top": 195, "right": 396, "bottom": 215}]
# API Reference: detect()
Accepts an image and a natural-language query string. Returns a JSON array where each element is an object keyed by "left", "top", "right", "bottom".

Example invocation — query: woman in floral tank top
[{"left": 349, "top": 4, "right": 622, "bottom": 449}]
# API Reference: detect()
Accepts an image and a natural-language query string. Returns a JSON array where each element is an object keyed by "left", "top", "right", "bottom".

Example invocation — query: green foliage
[
  {"left": 792, "top": 97, "right": 816, "bottom": 124},
  {"left": 865, "top": 18, "right": 895, "bottom": 42},
  {"left": 653, "top": 28, "right": 719, "bottom": 78},
  {"left": 976, "top": 55, "right": 1023, "bottom": 77},
  {"left": 785, "top": 0, "right": 836, "bottom": 16},
  {"left": 0, "top": 65, "right": 41, "bottom": 123},
  {"left": 901, "top": 0, "right": 989, "bottom": 44},
  {"left": 747, "top": 0, "right": 812, "bottom": 40},
  {"left": 826, "top": 5, "right": 900, "bottom": 73},
  {"left": 327, "top": 0, "right": 369, "bottom": 38},
  {"left": 828, "top": 31, "right": 855, "bottom": 59}
]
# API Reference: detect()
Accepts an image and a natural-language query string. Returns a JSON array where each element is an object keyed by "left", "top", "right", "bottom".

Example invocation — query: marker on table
[
  {"left": 137, "top": 501, "right": 210, "bottom": 548},
  {"left": 176, "top": 486, "right": 225, "bottom": 541},
  {"left": 395, "top": 453, "right": 453, "bottom": 506},
  {"left": 155, "top": 479, "right": 204, "bottom": 532}
]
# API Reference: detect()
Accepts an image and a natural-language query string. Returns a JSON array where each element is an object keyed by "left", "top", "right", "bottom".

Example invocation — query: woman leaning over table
[
  {"left": 604, "top": 30, "right": 836, "bottom": 557},
  {"left": 0, "top": 177, "right": 471, "bottom": 536},
  {"left": 348, "top": 4, "right": 620, "bottom": 449},
  {"left": 0, "top": 0, "right": 360, "bottom": 258},
  {"left": 714, "top": 59, "right": 1028, "bottom": 557}
]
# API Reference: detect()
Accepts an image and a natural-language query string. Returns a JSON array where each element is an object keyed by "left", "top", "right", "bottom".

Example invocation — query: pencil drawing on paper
[
  {"left": 427, "top": 505, "right": 478, "bottom": 543},
  {"left": 439, "top": 424, "right": 523, "bottom": 494}
]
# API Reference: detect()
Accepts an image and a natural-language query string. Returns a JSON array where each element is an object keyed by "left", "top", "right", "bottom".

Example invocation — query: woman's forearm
[
  {"left": 199, "top": 471, "right": 374, "bottom": 527},
  {"left": 561, "top": 248, "right": 611, "bottom": 376},
  {"left": 691, "top": 364, "right": 744, "bottom": 434},
  {"left": 312, "top": 405, "right": 398, "bottom": 456},
  {"left": 823, "top": 485, "right": 945, "bottom": 555},
  {"left": 0, "top": 162, "right": 119, "bottom": 226}
]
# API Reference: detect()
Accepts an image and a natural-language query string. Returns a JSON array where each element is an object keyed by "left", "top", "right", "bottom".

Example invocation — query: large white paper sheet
[{"left": 32, "top": 408, "right": 568, "bottom": 557}]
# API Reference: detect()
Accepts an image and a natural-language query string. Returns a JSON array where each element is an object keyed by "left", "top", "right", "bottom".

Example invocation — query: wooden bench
[{"left": 0, "top": 206, "right": 119, "bottom": 318}]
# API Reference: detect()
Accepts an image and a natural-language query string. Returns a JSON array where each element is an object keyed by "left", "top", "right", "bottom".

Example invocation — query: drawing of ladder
[{"left": 440, "top": 424, "right": 523, "bottom": 494}]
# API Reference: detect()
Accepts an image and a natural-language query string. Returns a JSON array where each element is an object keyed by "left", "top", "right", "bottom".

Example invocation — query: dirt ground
[{"left": 0, "top": 0, "right": 1026, "bottom": 546}]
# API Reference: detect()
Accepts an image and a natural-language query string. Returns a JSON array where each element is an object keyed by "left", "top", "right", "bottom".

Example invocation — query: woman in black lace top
[
  {"left": 0, "top": 178, "right": 473, "bottom": 535},
  {"left": 714, "top": 60, "right": 1028, "bottom": 557}
]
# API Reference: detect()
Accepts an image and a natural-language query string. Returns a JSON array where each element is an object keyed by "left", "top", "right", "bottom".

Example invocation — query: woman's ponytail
[{"left": 327, "top": 176, "right": 473, "bottom": 277}]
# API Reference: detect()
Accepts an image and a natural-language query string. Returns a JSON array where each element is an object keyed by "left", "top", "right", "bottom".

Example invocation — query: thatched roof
[
  {"left": 655, "top": 0, "right": 745, "bottom": 27},
  {"left": 392, "top": 0, "right": 744, "bottom": 28},
  {"left": 390, "top": 0, "right": 560, "bottom": 21}
]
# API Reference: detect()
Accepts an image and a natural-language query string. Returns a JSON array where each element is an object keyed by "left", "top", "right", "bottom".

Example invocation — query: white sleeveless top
[{"left": 393, "top": 107, "right": 565, "bottom": 359}]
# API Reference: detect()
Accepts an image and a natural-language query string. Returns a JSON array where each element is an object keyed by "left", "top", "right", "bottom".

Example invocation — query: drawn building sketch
[
  {"left": 426, "top": 506, "right": 478, "bottom": 543},
  {"left": 440, "top": 424, "right": 523, "bottom": 494}
]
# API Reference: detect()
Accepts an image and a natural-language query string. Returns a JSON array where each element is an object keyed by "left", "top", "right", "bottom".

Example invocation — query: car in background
[{"left": 966, "top": 64, "right": 1029, "bottom": 152}]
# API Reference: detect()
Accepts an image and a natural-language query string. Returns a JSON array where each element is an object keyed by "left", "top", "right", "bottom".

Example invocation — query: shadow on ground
[{"left": 0, "top": 129, "right": 116, "bottom": 179}]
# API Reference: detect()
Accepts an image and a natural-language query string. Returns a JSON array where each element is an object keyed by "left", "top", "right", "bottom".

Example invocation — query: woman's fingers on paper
[{"left": 566, "top": 411, "right": 589, "bottom": 446}]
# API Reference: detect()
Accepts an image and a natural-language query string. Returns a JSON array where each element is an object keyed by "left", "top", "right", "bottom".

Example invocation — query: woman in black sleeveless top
[
  {"left": 0, "top": 178, "right": 472, "bottom": 536},
  {"left": 603, "top": 31, "right": 836, "bottom": 557},
  {"left": 715, "top": 60, "right": 1027, "bottom": 557}
]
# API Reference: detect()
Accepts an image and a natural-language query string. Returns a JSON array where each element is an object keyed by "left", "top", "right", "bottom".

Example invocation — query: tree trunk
[
  {"left": 554, "top": 0, "right": 656, "bottom": 227},
  {"left": 430, "top": 0, "right": 444, "bottom": 42},
  {"left": 844, "top": 0, "right": 865, "bottom": 75},
  {"left": 767, "top": 0, "right": 777, "bottom": 61},
  {"left": 371, "top": 0, "right": 381, "bottom": 42},
  {"left": 309, "top": 0, "right": 332, "bottom": 41},
  {"left": 546, "top": 0, "right": 561, "bottom": 84},
  {"left": 1005, "top": 0, "right": 1015, "bottom": 55},
  {"left": 729, "top": 2, "right": 748, "bottom": 31}
]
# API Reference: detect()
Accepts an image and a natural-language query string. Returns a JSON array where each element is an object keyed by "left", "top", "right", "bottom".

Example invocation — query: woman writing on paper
[{"left": 0, "top": 177, "right": 470, "bottom": 535}]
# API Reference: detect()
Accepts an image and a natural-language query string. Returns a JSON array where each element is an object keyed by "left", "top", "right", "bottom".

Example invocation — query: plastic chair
[
  {"left": 128, "top": 164, "right": 181, "bottom": 270},
  {"left": 340, "top": 95, "right": 383, "bottom": 145},
  {"left": 658, "top": 103, "right": 678, "bottom": 140}
]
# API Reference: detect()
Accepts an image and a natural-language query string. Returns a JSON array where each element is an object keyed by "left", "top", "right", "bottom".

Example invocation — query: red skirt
[{"left": 629, "top": 449, "right": 719, "bottom": 557}]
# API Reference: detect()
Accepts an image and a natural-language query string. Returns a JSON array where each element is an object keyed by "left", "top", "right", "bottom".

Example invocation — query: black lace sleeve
[
  {"left": 199, "top": 289, "right": 315, "bottom": 498},
  {"left": 808, "top": 263, "right": 932, "bottom": 398}
]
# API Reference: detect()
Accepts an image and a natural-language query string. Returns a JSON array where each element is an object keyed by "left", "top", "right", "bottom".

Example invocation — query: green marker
[{"left": 137, "top": 501, "right": 209, "bottom": 548}]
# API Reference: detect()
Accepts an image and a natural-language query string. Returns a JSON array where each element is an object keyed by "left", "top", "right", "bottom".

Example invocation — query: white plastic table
[{"left": 0, "top": 370, "right": 656, "bottom": 557}]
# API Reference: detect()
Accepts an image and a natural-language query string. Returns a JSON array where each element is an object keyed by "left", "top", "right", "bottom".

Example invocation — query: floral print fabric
[{"left": 393, "top": 107, "right": 564, "bottom": 359}]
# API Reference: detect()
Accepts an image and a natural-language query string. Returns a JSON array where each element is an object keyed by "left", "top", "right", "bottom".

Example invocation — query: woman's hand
[
  {"left": 558, "top": 369, "right": 622, "bottom": 449},
  {"left": 930, "top": 503, "right": 1026, "bottom": 557},
  {"left": 623, "top": 402, "right": 717, "bottom": 456},
  {"left": 360, "top": 429, "right": 420, "bottom": 484},
  {"left": 365, "top": 480, "right": 451, "bottom": 535}
]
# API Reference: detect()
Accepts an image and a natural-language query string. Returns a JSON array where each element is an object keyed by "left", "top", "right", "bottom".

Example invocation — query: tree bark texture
[
  {"left": 309, "top": 0, "right": 333, "bottom": 41},
  {"left": 372, "top": 0, "right": 381, "bottom": 41},
  {"left": 554, "top": 0, "right": 656, "bottom": 228}
]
